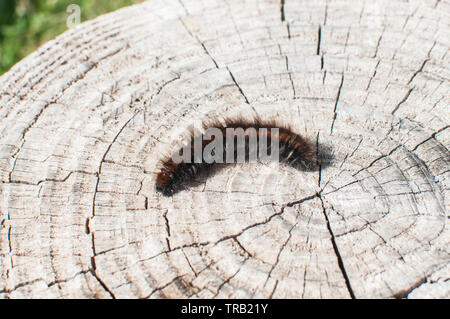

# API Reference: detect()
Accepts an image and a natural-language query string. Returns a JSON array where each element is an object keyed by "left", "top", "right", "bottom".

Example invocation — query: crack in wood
[
  {"left": 318, "top": 196, "right": 356, "bottom": 299},
  {"left": 227, "top": 67, "right": 250, "bottom": 105},
  {"left": 391, "top": 87, "right": 414, "bottom": 115},
  {"left": 330, "top": 73, "right": 344, "bottom": 135}
]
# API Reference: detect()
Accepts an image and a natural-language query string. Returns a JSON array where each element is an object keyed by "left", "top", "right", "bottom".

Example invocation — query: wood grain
[{"left": 0, "top": 0, "right": 448, "bottom": 298}]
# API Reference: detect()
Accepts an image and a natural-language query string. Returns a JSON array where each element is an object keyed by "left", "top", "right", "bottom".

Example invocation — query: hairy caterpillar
[{"left": 155, "top": 117, "right": 317, "bottom": 196}]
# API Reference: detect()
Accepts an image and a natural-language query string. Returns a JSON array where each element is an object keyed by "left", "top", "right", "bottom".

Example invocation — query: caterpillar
[{"left": 155, "top": 117, "right": 317, "bottom": 196}]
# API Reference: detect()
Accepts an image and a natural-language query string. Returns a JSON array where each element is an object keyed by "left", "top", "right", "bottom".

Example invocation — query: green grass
[{"left": 0, "top": 0, "right": 143, "bottom": 75}]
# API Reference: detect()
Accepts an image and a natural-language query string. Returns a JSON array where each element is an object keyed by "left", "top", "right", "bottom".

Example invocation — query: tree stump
[{"left": 0, "top": 0, "right": 448, "bottom": 299}]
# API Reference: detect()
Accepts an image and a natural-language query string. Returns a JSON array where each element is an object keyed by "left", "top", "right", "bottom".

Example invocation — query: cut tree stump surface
[{"left": 0, "top": 0, "right": 449, "bottom": 298}]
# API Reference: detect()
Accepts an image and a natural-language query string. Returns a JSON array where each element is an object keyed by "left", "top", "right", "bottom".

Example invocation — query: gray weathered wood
[{"left": 0, "top": 0, "right": 449, "bottom": 298}]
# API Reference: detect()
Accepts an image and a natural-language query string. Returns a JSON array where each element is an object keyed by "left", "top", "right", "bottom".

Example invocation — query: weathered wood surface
[{"left": 0, "top": 0, "right": 449, "bottom": 298}]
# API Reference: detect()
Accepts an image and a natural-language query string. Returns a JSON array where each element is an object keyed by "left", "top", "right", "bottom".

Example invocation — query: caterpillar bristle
[{"left": 155, "top": 117, "right": 317, "bottom": 196}]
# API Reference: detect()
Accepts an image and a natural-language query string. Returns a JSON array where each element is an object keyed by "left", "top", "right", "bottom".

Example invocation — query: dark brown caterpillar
[{"left": 155, "top": 117, "right": 317, "bottom": 196}]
